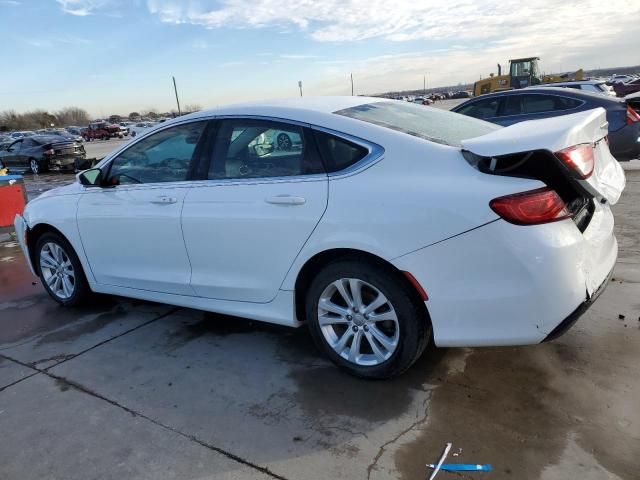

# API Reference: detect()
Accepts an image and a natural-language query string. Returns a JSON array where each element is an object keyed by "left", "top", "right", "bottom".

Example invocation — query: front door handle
[
  {"left": 265, "top": 195, "right": 306, "bottom": 206},
  {"left": 151, "top": 195, "right": 177, "bottom": 204}
]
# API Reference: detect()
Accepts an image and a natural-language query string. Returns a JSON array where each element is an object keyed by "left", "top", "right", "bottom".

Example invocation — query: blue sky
[{"left": 1, "top": 0, "right": 639, "bottom": 117}]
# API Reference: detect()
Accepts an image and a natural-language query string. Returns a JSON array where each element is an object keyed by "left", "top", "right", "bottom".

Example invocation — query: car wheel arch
[
  {"left": 293, "top": 248, "right": 430, "bottom": 324},
  {"left": 27, "top": 223, "right": 74, "bottom": 275}
]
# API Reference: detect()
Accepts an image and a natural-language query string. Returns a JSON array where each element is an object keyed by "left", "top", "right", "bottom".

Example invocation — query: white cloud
[
  {"left": 144, "top": 0, "right": 640, "bottom": 46},
  {"left": 144, "top": 0, "right": 640, "bottom": 94},
  {"left": 55, "top": 0, "right": 117, "bottom": 16}
]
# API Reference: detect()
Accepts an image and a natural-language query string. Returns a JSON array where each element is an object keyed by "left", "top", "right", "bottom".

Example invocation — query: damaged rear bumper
[{"left": 542, "top": 266, "right": 614, "bottom": 342}]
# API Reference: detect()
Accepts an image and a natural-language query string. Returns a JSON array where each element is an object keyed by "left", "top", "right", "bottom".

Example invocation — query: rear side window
[
  {"left": 208, "top": 119, "right": 324, "bottom": 180},
  {"left": 336, "top": 101, "right": 500, "bottom": 147},
  {"left": 522, "top": 95, "right": 556, "bottom": 113},
  {"left": 521, "top": 94, "right": 582, "bottom": 114},
  {"left": 456, "top": 98, "right": 500, "bottom": 119},
  {"left": 314, "top": 130, "right": 368, "bottom": 173}
]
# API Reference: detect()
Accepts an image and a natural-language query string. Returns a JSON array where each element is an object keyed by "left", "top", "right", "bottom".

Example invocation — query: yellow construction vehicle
[{"left": 473, "top": 57, "right": 584, "bottom": 96}]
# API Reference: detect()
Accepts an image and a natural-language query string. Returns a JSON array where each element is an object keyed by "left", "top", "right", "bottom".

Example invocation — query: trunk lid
[{"left": 462, "top": 108, "right": 626, "bottom": 204}]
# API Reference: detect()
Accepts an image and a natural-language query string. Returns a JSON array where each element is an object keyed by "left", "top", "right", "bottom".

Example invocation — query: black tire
[
  {"left": 35, "top": 232, "right": 91, "bottom": 307},
  {"left": 28, "top": 157, "right": 47, "bottom": 175},
  {"left": 277, "top": 133, "right": 292, "bottom": 151},
  {"left": 305, "top": 259, "right": 431, "bottom": 379}
]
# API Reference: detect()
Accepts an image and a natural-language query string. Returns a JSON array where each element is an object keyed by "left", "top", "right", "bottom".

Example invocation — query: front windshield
[{"left": 334, "top": 101, "right": 500, "bottom": 147}]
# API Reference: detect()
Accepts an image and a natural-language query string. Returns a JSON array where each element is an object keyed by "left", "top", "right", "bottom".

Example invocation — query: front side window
[
  {"left": 208, "top": 119, "right": 323, "bottom": 180},
  {"left": 107, "top": 121, "right": 206, "bottom": 185},
  {"left": 456, "top": 98, "right": 500, "bottom": 119}
]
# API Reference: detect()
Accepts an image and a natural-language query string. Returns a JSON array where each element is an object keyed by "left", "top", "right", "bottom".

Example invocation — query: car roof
[
  {"left": 179, "top": 96, "right": 391, "bottom": 126},
  {"left": 538, "top": 80, "right": 604, "bottom": 86},
  {"left": 463, "top": 87, "right": 621, "bottom": 103}
]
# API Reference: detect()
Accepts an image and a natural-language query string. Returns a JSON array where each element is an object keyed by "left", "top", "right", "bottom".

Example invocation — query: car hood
[{"left": 32, "top": 182, "right": 82, "bottom": 202}]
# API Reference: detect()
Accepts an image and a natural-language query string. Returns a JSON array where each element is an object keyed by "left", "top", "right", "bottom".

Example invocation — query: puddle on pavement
[
  {"left": 34, "top": 304, "right": 127, "bottom": 346},
  {"left": 162, "top": 311, "right": 321, "bottom": 364},
  {"left": 394, "top": 337, "right": 639, "bottom": 480},
  {"left": 290, "top": 346, "right": 445, "bottom": 424},
  {"left": 0, "top": 238, "right": 122, "bottom": 346}
]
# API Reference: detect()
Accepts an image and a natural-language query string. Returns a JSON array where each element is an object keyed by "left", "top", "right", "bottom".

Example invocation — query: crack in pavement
[
  {"left": 366, "top": 391, "right": 433, "bottom": 480},
  {"left": 0, "top": 306, "right": 181, "bottom": 391},
  {"left": 44, "top": 371, "right": 291, "bottom": 480},
  {"left": 0, "top": 306, "right": 292, "bottom": 480}
]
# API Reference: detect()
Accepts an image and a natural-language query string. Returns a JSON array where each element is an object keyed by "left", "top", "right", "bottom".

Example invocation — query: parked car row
[{"left": 452, "top": 87, "right": 640, "bottom": 161}]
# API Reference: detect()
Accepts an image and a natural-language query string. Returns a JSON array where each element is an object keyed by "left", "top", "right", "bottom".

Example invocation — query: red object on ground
[{"left": 0, "top": 175, "right": 27, "bottom": 228}]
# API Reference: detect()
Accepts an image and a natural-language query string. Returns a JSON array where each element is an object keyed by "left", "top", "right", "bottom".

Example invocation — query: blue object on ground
[{"left": 427, "top": 464, "right": 493, "bottom": 472}]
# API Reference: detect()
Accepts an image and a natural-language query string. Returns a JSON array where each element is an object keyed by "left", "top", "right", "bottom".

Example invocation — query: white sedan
[{"left": 14, "top": 97, "right": 625, "bottom": 378}]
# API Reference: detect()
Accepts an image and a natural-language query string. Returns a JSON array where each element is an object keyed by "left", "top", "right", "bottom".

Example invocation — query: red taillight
[
  {"left": 555, "top": 143, "right": 594, "bottom": 179},
  {"left": 43, "top": 148, "right": 55, "bottom": 156},
  {"left": 490, "top": 187, "right": 571, "bottom": 226},
  {"left": 626, "top": 105, "right": 640, "bottom": 125}
]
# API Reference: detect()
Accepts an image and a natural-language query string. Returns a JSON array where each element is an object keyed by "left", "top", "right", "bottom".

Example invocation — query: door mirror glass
[{"left": 79, "top": 168, "right": 103, "bottom": 186}]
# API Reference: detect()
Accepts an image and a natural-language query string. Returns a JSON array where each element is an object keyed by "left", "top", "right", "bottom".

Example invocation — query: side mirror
[{"left": 79, "top": 168, "right": 103, "bottom": 187}]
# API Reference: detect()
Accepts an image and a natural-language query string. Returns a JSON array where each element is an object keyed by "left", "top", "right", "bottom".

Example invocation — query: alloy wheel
[
  {"left": 40, "top": 242, "right": 76, "bottom": 300},
  {"left": 30, "top": 159, "right": 39, "bottom": 174},
  {"left": 277, "top": 133, "right": 292, "bottom": 151},
  {"left": 317, "top": 278, "right": 400, "bottom": 366}
]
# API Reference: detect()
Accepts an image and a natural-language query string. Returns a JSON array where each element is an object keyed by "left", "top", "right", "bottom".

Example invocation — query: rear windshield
[{"left": 334, "top": 101, "right": 500, "bottom": 147}]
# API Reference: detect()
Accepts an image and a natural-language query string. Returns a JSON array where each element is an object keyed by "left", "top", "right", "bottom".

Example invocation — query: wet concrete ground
[{"left": 0, "top": 168, "right": 639, "bottom": 480}]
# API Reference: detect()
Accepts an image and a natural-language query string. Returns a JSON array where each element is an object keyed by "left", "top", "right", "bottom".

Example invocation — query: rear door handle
[
  {"left": 151, "top": 195, "right": 177, "bottom": 204},
  {"left": 265, "top": 195, "right": 306, "bottom": 205}
]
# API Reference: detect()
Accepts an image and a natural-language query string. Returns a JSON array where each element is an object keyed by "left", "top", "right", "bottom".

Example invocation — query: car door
[
  {"left": 1, "top": 140, "right": 24, "bottom": 168},
  {"left": 76, "top": 120, "right": 209, "bottom": 295},
  {"left": 182, "top": 118, "right": 328, "bottom": 303}
]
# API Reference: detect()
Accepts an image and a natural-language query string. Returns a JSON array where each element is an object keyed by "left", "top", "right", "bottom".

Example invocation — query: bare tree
[
  {"left": 55, "top": 107, "right": 90, "bottom": 126},
  {"left": 183, "top": 104, "right": 202, "bottom": 113}
]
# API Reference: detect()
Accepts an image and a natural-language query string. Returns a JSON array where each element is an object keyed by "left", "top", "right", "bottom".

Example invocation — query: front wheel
[
  {"left": 35, "top": 232, "right": 91, "bottom": 306},
  {"left": 306, "top": 260, "right": 431, "bottom": 378}
]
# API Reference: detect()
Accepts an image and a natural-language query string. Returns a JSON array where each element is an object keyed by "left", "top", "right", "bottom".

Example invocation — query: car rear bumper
[
  {"left": 609, "top": 123, "right": 640, "bottom": 160},
  {"left": 48, "top": 154, "right": 86, "bottom": 170},
  {"left": 391, "top": 200, "right": 618, "bottom": 347},
  {"left": 542, "top": 265, "right": 613, "bottom": 342}
]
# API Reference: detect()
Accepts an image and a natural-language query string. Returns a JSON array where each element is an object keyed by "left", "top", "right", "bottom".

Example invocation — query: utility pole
[
  {"left": 172, "top": 76, "right": 182, "bottom": 116},
  {"left": 350, "top": 73, "right": 354, "bottom": 96},
  {"left": 298, "top": 80, "right": 303, "bottom": 97},
  {"left": 423, "top": 74, "right": 426, "bottom": 95}
]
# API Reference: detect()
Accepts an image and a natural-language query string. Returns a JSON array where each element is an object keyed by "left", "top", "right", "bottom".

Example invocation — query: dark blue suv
[{"left": 451, "top": 87, "right": 640, "bottom": 160}]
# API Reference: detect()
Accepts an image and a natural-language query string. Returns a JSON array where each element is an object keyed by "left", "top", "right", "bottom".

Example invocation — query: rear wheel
[
  {"left": 306, "top": 260, "right": 431, "bottom": 378},
  {"left": 35, "top": 232, "right": 91, "bottom": 306}
]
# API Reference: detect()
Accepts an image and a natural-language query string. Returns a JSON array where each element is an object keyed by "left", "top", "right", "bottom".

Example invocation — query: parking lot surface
[{"left": 1, "top": 152, "right": 639, "bottom": 480}]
